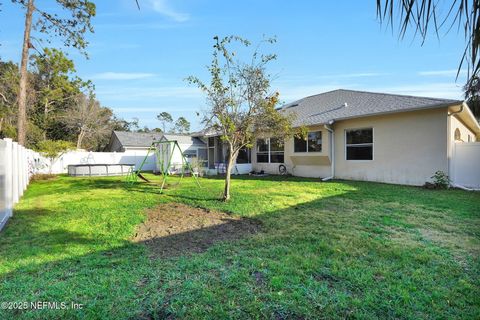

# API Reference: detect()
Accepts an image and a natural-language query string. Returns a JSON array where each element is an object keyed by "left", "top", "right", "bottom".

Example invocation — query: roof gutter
[
  {"left": 447, "top": 102, "right": 464, "bottom": 116},
  {"left": 322, "top": 120, "right": 335, "bottom": 181}
]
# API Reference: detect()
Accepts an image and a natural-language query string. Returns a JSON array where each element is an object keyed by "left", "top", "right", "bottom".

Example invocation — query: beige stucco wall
[
  {"left": 252, "top": 107, "right": 458, "bottom": 185},
  {"left": 334, "top": 108, "right": 449, "bottom": 185},
  {"left": 252, "top": 124, "right": 332, "bottom": 177},
  {"left": 450, "top": 114, "right": 477, "bottom": 143}
]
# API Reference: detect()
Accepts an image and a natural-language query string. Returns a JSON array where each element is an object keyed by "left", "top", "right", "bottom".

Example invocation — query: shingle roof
[
  {"left": 191, "top": 127, "right": 222, "bottom": 137},
  {"left": 113, "top": 131, "right": 205, "bottom": 148},
  {"left": 162, "top": 134, "right": 205, "bottom": 146},
  {"left": 113, "top": 131, "right": 164, "bottom": 147},
  {"left": 280, "top": 89, "right": 462, "bottom": 126}
]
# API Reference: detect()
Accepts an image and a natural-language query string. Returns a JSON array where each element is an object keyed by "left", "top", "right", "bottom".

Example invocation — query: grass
[{"left": 0, "top": 174, "right": 479, "bottom": 319}]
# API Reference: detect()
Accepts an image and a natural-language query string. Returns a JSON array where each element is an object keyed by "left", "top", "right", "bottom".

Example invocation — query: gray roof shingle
[
  {"left": 281, "top": 89, "right": 461, "bottom": 126},
  {"left": 114, "top": 131, "right": 164, "bottom": 147},
  {"left": 162, "top": 134, "right": 205, "bottom": 146}
]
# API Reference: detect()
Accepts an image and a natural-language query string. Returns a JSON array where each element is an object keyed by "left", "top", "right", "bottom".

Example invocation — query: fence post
[
  {"left": 4, "top": 139, "right": 13, "bottom": 218},
  {"left": 0, "top": 140, "right": 7, "bottom": 228},
  {"left": 19, "top": 146, "right": 25, "bottom": 193},
  {"left": 22, "top": 146, "right": 27, "bottom": 190},
  {"left": 17, "top": 144, "right": 24, "bottom": 198},
  {"left": 11, "top": 142, "right": 19, "bottom": 205}
]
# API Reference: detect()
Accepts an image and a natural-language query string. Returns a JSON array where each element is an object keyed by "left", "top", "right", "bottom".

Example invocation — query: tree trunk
[
  {"left": 222, "top": 145, "right": 238, "bottom": 201},
  {"left": 76, "top": 129, "right": 85, "bottom": 149},
  {"left": 17, "top": 0, "right": 35, "bottom": 145}
]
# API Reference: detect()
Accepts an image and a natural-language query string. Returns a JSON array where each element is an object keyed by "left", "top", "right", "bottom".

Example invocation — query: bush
[
  {"left": 36, "top": 140, "right": 74, "bottom": 174},
  {"left": 426, "top": 170, "right": 450, "bottom": 189}
]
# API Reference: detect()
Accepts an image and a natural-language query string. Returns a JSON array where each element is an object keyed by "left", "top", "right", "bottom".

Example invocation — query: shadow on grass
[{"left": 0, "top": 177, "right": 478, "bottom": 319}]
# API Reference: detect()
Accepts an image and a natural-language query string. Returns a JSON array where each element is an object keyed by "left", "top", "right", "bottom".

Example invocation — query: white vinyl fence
[
  {"left": 0, "top": 138, "right": 44, "bottom": 230},
  {"left": 49, "top": 150, "right": 155, "bottom": 174},
  {"left": 0, "top": 140, "right": 155, "bottom": 231},
  {"left": 451, "top": 142, "right": 480, "bottom": 190}
]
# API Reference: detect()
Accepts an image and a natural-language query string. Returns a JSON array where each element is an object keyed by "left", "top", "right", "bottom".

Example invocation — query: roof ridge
[
  {"left": 335, "top": 88, "right": 460, "bottom": 102},
  {"left": 282, "top": 89, "right": 460, "bottom": 109}
]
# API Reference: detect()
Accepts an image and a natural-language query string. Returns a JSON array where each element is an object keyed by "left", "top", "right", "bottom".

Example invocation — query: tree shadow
[{"left": 0, "top": 178, "right": 478, "bottom": 319}]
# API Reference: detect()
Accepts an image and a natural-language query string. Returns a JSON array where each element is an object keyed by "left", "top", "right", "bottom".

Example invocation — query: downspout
[{"left": 322, "top": 120, "right": 335, "bottom": 181}]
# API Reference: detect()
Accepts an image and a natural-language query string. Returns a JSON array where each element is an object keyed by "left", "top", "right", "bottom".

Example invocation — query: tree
[
  {"left": 14, "top": 0, "right": 96, "bottom": 145},
  {"left": 63, "top": 93, "right": 113, "bottom": 149},
  {"left": 376, "top": 1, "right": 479, "bottom": 92},
  {"left": 156, "top": 111, "right": 173, "bottom": 132},
  {"left": 37, "top": 139, "right": 74, "bottom": 173},
  {"left": 188, "top": 36, "right": 296, "bottom": 201},
  {"left": 31, "top": 48, "right": 91, "bottom": 139},
  {"left": 173, "top": 116, "right": 190, "bottom": 134},
  {"left": 0, "top": 61, "right": 20, "bottom": 138},
  {"left": 464, "top": 76, "right": 480, "bottom": 121}
]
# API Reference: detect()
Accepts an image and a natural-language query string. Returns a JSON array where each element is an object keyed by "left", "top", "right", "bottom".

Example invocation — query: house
[
  {"left": 153, "top": 134, "right": 207, "bottom": 173},
  {"left": 199, "top": 89, "right": 480, "bottom": 186},
  {"left": 106, "top": 131, "right": 165, "bottom": 152},
  {"left": 191, "top": 128, "right": 253, "bottom": 175},
  {"left": 105, "top": 131, "right": 207, "bottom": 172}
]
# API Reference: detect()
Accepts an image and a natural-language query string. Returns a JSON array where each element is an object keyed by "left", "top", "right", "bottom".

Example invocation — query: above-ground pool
[{"left": 68, "top": 164, "right": 135, "bottom": 177}]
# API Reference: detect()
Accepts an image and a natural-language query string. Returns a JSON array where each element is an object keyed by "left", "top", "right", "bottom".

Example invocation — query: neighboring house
[
  {"left": 106, "top": 131, "right": 165, "bottom": 152},
  {"left": 154, "top": 134, "right": 207, "bottom": 172},
  {"left": 197, "top": 89, "right": 480, "bottom": 186},
  {"left": 105, "top": 131, "right": 207, "bottom": 172}
]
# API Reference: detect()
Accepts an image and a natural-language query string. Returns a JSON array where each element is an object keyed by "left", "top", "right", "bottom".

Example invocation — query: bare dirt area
[{"left": 132, "top": 203, "right": 261, "bottom": 258}]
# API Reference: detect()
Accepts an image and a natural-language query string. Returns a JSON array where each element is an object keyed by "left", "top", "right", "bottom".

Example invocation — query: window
[
  {"left": 294, "top": 131, "right": 322, "bottom": 152},
  {"left": 236, "top": 147, "right": 251, "bottom": 164},
  {"left": 208, "top": 137, "right": 215, "bottom": 147},
  {"left": 256, "top": 138, "right": 284, "bottom": 163},
  {"left": 454, "top": 128, "right": 462, "bottom": 141},
  {"left": 256, "top": 139, "right": 269, "bottom": 163},
  {"left": 183, "top": 150, "right": 197, "bottom": 159},
  {"left": 346, "top": 128, "right": 373, "bottom": 160},
  {"left": 294, "top": 136, "right": 307, "bottom": 152},
  {"left": 269, "top": 138, "right": 284, "bottom": 163}
]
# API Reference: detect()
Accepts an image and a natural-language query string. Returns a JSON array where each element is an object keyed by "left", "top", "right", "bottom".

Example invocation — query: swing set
[{"left": 125, "top": 140, "right": 201, "bottom": 192}]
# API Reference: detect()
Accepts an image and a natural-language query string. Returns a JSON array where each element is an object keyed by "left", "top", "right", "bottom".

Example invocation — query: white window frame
[
  {"left": 345, "top": 127, "right": 374, "bottom": 161},
  {"left": 294, "top": 131, "right": 323, "bottom": 153}
]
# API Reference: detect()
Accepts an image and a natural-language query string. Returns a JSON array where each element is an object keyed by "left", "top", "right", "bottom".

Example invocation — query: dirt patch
[{"left": 133, "top": 203, "right": 261, "bottom": 258}]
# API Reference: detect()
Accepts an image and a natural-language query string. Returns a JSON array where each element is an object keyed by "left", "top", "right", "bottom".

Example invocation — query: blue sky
[{"left": 0, "top": 0, "right": 467, "bottom": 131}]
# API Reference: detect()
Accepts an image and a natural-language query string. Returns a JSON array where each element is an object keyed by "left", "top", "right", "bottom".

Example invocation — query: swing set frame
[{"left": 125, "top": 140, "right": 201, "bottom": 192}]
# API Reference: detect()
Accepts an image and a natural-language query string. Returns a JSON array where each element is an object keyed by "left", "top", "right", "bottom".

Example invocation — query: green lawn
[{"left": 0, "top": 174, "right": 479, "bottom": 319}]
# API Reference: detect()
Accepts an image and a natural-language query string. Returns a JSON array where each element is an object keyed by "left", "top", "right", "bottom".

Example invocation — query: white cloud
[
  {"left": 113, "top": 106, "right": 197, "bottom": 112},
  {"left": 274, "top": 84, "right": 346, "bottom": 102},
  {"left": 322, "top": 72, "right": 389, "bottom": 79},
  {"left": 276, "top": 82, "right": 463, "bottom": 102},
  {"left": 96, "top": 86, "right": 202, "bottom": 100},
  {"left": 96, "top": 22, "right": 182, "bottom": 30},
  {"left": 418, "top": 69, "right": 466, "bottom": 77},
  {"left": 148, "top": 0, "right": 189, "bottom": 22},
  {"left": 371, "top": 82, "right": 463, "bottom": 99},
  {"left": 90, "top": 72, "right": 156, "bottom": 80},
  {"left": 277, "top": 72, "right": 388, "bottom": 84}
]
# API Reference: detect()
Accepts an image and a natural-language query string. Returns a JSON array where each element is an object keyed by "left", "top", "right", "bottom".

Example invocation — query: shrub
[
  {"left": 430, "top": 170, "right": 450, "bottom": 189},
  {"left": 36, "top": 140, "right": 74, "bottom": 174}
]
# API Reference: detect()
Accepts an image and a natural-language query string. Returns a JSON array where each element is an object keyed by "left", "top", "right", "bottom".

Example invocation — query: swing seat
[{"left": 137, "top": 172, "right": 151, "bottom": 183}]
